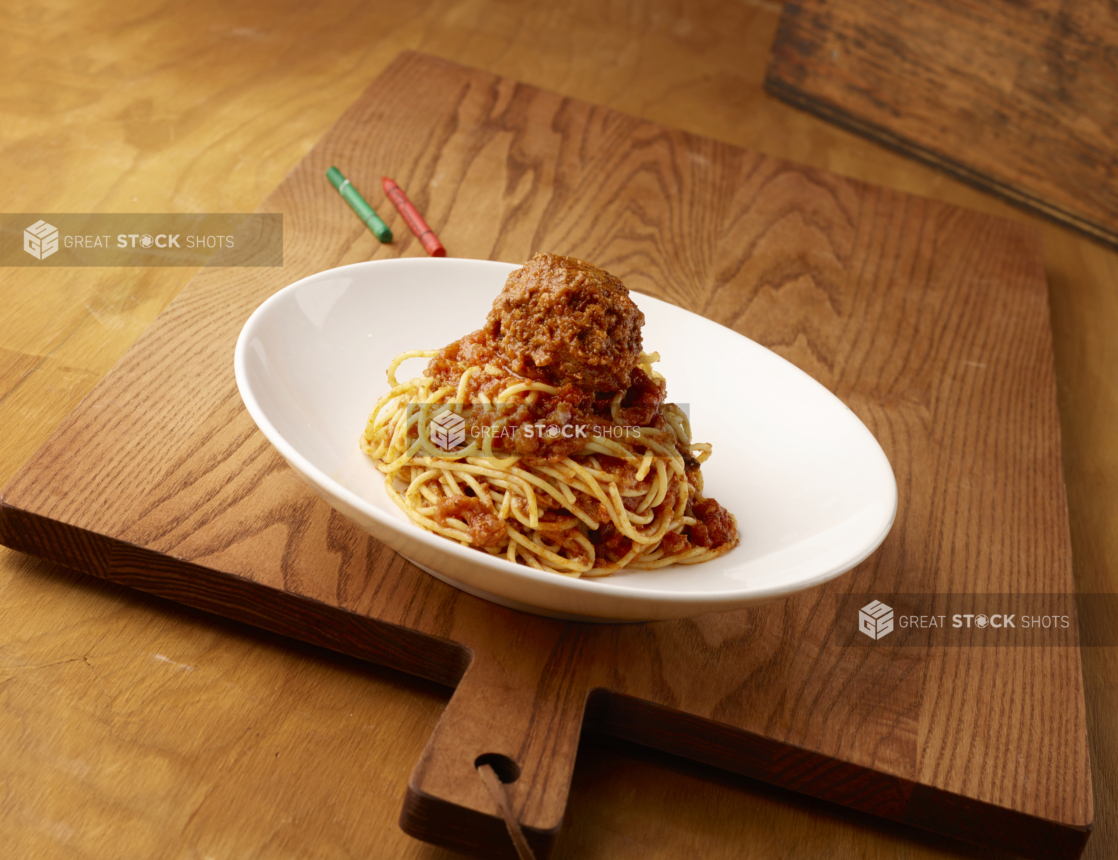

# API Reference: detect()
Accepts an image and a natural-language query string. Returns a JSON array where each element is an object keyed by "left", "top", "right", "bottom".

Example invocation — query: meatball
[{"left": 484, "top": 253, "right": 644, "bottom": 393}]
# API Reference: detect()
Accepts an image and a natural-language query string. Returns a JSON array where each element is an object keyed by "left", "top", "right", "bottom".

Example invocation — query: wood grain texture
[
  {"left": 765, "top": 0, "right": 1118, "bottom": 248},
  {"left": 0, "top": 50, "right": 1089, "bottom": 859}
]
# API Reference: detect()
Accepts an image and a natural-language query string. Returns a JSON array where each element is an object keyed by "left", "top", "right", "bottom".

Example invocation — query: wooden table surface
[{"left": 1, "top": 1, "right": 1114, "bottom": 858}]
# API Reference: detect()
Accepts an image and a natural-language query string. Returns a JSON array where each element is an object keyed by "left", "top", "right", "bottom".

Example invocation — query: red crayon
[{"left": 381, "top": 176, "right": 446, "bottom": 257}]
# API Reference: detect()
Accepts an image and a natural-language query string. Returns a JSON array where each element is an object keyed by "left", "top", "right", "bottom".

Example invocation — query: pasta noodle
[{"left": 359, "top": 253, "right": 738, "bottom": 577}]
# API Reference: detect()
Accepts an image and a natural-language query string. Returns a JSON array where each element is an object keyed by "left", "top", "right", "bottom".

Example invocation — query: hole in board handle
[{"left": 475, "top": 753, "right": 521, "bottom": 784}]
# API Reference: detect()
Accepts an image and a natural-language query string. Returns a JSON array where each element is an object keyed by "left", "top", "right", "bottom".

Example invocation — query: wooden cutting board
[
  {"left": 765, "top": 0, "right": 1118, "bottom": 249},
  {"left": 0, "top": 51, "right": 1091, "bottom": 859}
]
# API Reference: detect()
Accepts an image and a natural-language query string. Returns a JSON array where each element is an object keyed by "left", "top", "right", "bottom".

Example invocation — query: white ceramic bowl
[{"left": 234, "top": 258, "right": 896, "bottom": 621}]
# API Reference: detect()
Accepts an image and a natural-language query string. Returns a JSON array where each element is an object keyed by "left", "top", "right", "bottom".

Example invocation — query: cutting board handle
[{"left": 399, "top": 637, "right": 590, "bottom": 859}]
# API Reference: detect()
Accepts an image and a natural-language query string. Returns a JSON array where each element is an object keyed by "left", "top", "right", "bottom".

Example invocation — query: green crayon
[{"left": 326, "top": 166, "right": 393, "bottom": 243}]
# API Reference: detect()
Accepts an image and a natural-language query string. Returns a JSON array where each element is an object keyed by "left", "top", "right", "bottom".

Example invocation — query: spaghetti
[{"left": 359, "top": 253, "right": 738, "bottom": 577}]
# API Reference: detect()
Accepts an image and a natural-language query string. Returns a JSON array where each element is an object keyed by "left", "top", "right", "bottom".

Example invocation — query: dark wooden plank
[
  {"left": 765, "top": 0, "right": 1118, "bottom": 248},
  {"left": 0, "top": 51, "right": 1090, "bottom": 858}
]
